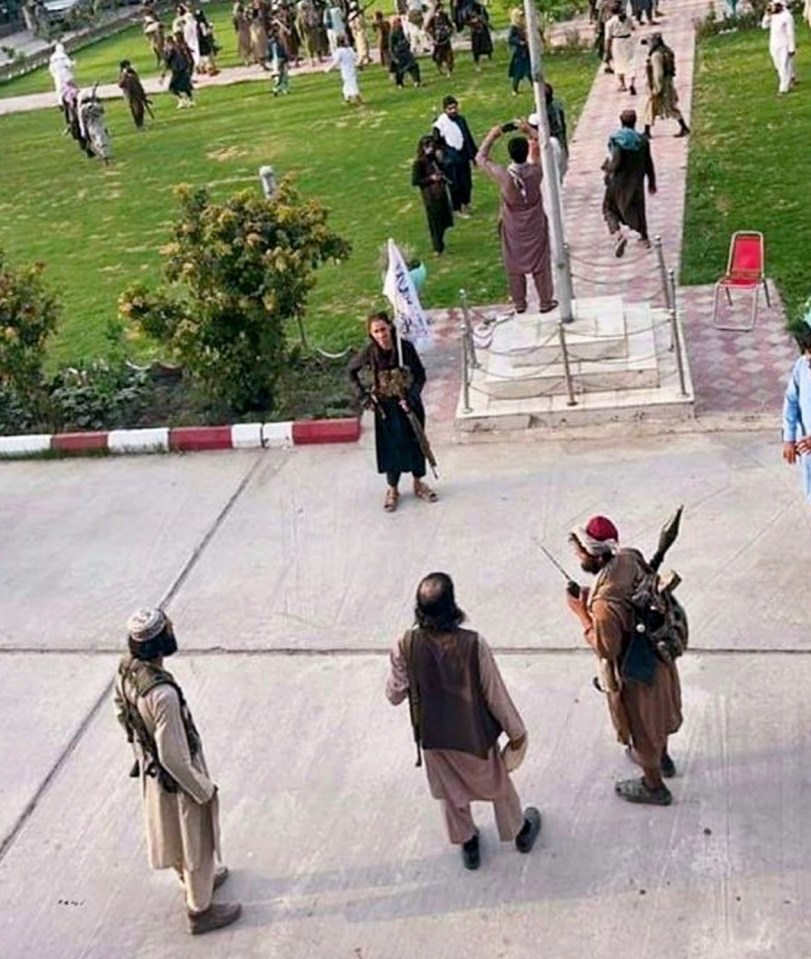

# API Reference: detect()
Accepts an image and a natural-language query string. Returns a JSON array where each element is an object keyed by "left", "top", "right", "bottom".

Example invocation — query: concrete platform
[
  {"left": 0, "top": 430, "right": 809, "bottom": 959},
  {"left": 0, "top": 654, "right": 114, "bottom": 849},
  {"left": 0, "top": 451, "right": 266, "bottom": 650},
  {"left": 458, "top": 302, "right": 694, "bottom": 432},
  {"left": 2, "top": 652, "right": 811, "bottom": 958}
]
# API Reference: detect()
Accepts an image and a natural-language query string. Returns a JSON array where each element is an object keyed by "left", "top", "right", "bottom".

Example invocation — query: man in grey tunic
[
  {"left": 476, "top": 123, "right": 558, "bottom": 315},
  {"left": 115, "top": 608, "right": 242, "bottom": 935},
  {"left": 386, "top": 572, "right": 541, "bottom": 869}
]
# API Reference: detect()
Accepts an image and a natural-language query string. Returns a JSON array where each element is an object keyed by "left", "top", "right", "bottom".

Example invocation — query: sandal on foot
[
  {"left": 414, "top": 483, "right": 438, "bottom": 503},
  {"left": 539, "top": 299, "right": 559, "bottom": 313},
  {"left": 615, "top": 777, "right": 672, "bottom": 806},
  {"left": 384, "top": 488, "right": 399, "bottom": 512}
]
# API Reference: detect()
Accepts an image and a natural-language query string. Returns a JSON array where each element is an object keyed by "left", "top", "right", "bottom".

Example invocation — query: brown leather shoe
[{"left": 187, "top": 902, "right": 242, "bottom": 935}]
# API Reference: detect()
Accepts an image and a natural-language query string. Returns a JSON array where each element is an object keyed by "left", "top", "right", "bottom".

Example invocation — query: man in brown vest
[{"left": 386, "top": 572, "right": 541, "bottom": 869}]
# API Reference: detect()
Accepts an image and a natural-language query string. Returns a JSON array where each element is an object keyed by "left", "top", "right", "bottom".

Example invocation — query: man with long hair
[{"left": 386, "top": 573, "right": 541, "bottom": 870}]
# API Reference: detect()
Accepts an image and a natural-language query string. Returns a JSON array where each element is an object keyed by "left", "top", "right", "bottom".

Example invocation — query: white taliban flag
[{"left": 382, "top": 238, "right": 433, "bottom": 353}]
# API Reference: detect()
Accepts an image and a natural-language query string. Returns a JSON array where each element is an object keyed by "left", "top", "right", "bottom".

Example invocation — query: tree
[
  {"left": 119, "top": 181, "right": 351, "bottom": 413},
  {"left": 0, "top": 249, "right": 60, "bottom": 425}
]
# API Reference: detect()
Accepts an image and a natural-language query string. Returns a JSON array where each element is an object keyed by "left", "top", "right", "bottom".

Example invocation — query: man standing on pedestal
[{"left": 476, "top": 122, "right": 558, "bottom": 314}]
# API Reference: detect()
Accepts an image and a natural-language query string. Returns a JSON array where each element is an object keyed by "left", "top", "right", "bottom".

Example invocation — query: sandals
[
  {"left": 538, "top": 299, "right": 559, "bottom": 313},
  {"left": 384, "top": 487, "right": 399, "bottom": 512},
  {"left": 414, "top": 482, "right": 438, "bottom": 503},
  {"left": 615, "top": 777, "right": 672, "bottom": 806}
]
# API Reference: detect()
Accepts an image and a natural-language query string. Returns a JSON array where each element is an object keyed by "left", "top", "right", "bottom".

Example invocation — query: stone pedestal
[{"left": 457, "top": 295, "right": 694, "bottom": 432}]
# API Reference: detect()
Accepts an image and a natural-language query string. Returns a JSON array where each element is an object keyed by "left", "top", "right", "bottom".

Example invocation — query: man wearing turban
[
  {"left": 565, "top": 517, "right": 682, "bottom": 806},
  {"left": 114, "top": 608, "right": 241, "bottom": 934}
]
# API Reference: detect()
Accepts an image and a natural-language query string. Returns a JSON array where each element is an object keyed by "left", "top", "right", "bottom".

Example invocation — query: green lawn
[
  {"left": 682, "top": 28, "right": 810, "bottom": 322},
  {"left": 0, "top": 45, "right": 594, "bottom": 367}
]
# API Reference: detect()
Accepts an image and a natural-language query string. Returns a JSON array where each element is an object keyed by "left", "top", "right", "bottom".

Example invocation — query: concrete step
[
  {"left": 490, "top": 295, "right": 629, "bottom": 367},
  {"left": 456, "top": 299, "right": 694, "bottom": 432},
  {"left": 480, "top": 297, "right": 658, "bottom": 400}
]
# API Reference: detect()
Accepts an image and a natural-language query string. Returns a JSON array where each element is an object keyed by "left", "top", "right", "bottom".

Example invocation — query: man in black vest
[
  {"left": 432, "top": 95, "right": 478, "bottom": 217},
  {"left": 386, "top": 572, "right": 541, "bottom": 869}
]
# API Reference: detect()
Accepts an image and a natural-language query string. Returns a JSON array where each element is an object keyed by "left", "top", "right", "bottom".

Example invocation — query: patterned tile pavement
[{"left": 419, "top": 0, "right": 794, "bottom": 431}]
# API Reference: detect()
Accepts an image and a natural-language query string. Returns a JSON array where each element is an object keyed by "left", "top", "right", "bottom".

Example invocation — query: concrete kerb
[{"left": 0, "top": 417, "right": 361, "bottom": 461}]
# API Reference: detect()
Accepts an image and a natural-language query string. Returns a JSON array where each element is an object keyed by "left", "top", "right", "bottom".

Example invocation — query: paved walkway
[
  {"left": 3, "top": 432, "right": 811, "bottom": 959},
  {"left": 557, "top": 0, "right": 792, "bottom": 420}
]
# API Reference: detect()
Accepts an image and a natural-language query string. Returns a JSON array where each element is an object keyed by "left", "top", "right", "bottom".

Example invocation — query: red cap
[{"left": 584, "top": 515, "right": 619, "bottom": 542}]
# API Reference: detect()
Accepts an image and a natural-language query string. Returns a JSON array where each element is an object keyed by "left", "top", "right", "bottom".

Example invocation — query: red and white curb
[{"left": 0, "top": 418, "right": 361, "bottom": 459}]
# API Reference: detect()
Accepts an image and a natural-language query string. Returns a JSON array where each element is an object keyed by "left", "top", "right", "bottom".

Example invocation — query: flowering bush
[
  {"left": 0, "top": 249, "right": 60, "bottom": 426},
  {"left": 120, "top": 181, "right": 351, "bottom": 414}
]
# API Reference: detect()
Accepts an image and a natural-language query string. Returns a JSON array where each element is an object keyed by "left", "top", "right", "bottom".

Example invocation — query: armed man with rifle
[
  {"left": 114, "top": 608, "right": 242, "bottom": 935},
  {"left": 563, "top": 514, "right": 685, "bottom": 807}
]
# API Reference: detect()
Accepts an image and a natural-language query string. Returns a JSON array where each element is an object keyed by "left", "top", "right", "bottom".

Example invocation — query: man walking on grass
[
  {"left": 761, "top": 1, "right": 796, "bottom": 94},
  {"left": 433, "top": 96, "right": 478, "bottom": 218},
  {"left": 386, "top": 572, "right": 541, "bottom": 870}
]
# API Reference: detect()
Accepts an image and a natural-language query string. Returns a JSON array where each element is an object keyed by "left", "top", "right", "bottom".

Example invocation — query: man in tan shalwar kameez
[
  {"left": 386, "top": 572, "right": 541, "bottom": 869},
  {"left": 565, "top": 517, "right": 682, "bottom": 806},
  {"left": 114, "top": 608, "right": 242, "bottom": 935}
]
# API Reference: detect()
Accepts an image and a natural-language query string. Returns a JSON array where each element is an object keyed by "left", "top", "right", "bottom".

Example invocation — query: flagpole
[{"left": 523, "top": 0, "right": 574, "bottom": 323}]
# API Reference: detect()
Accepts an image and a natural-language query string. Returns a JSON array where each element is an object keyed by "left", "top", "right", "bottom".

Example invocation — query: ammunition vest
[{"left": 117, "top": 655, "right": 200, "bottom": 792}]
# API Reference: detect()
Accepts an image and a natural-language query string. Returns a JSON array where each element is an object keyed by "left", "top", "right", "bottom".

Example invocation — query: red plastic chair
[{"left": 712, "top": 231, "right": 770, "bottom": 332}]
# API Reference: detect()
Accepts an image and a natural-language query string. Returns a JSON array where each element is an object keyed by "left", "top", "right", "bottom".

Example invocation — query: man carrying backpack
[
  {"left": 643, "top": 33, "right": 690, "bottom": 138},
  {"left": 565, "top": 516, "right": 683, "bottom": 807}
]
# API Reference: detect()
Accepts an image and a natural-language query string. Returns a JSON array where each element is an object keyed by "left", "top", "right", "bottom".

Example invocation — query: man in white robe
[
  {"left": 325, "top": 35, "right": 362, "bottom": 103},
  {"left": 762, "top": 1, "right": 796, "bottom": 94},
  {"left": 48, "top": 42, "right": 75, "bottom": 106}
]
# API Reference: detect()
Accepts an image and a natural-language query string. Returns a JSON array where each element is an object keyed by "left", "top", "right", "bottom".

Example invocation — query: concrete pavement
[{"left": 1, "top": 430, "right": 810, "bottom": 958}]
